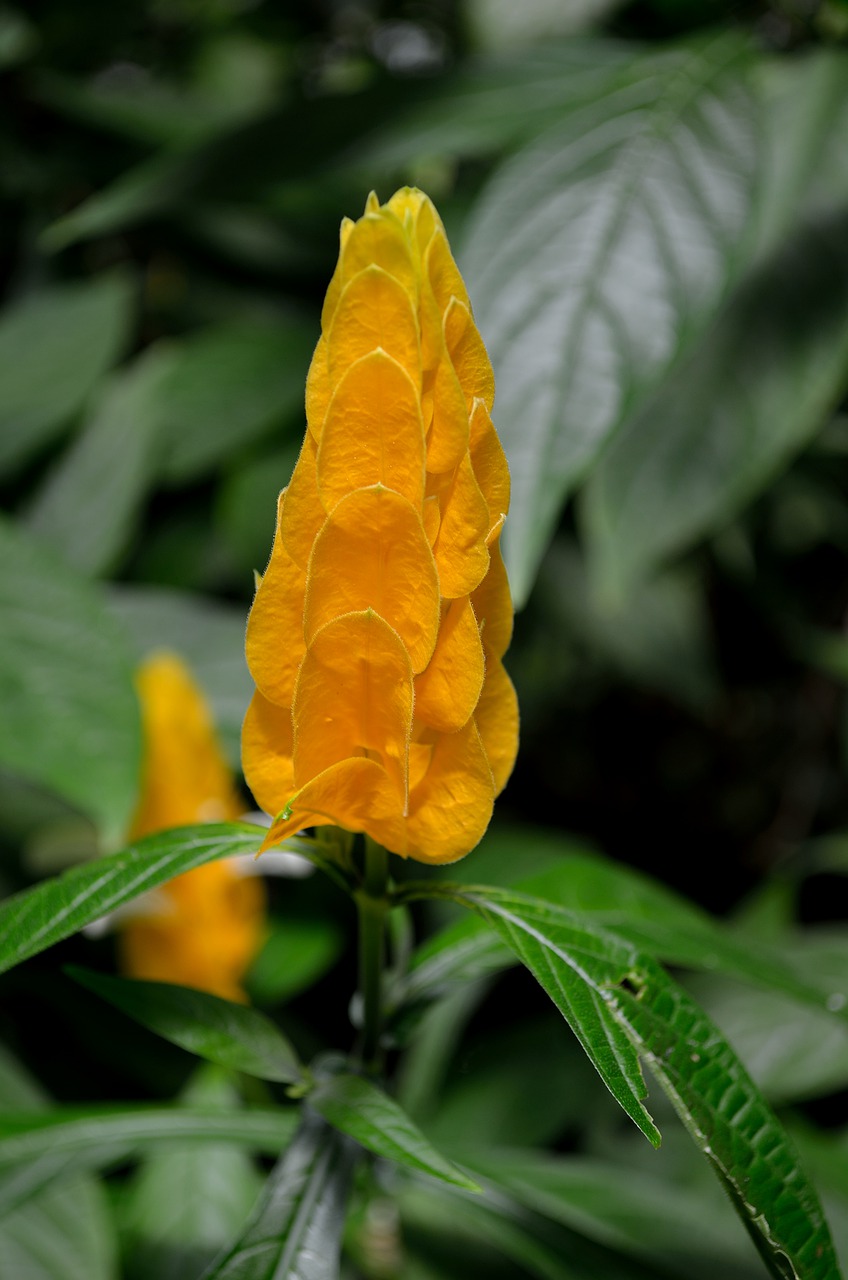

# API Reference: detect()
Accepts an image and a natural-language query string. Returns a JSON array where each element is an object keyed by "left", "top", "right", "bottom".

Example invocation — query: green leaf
[
  {"left": 0, "top": 273, "right": 134, "bottom": 474},
  {"left": 462, "top": 35, "right": 760, "bottom": 604},
  {"left": 396, "top": 981, "right": 489, "bottom": 1123},
  {"left": 216, "top": 443, "right": 299, "bottom": 582},
  {"left": 348, "top": 40, "right": 632, "bottom": 171},
  {"left": 201, "top": 1110, "right": 357, "bottom": 1280},
  {"left": 461, "top": 1148, "right": 757, "bottom": 1273},
  {"left": 0, "top": 517, "right": 141, "bottom": 844},
  {"left": 0, "top": 1105, "right": 297, "bottom": 1219},
  {"left": 309, "top": 1072, "right": 479, "bottom": 1191},
  {"left": 122, "top": 1142, "right": 262, "bottom": 1280},
  {"left": 400, "top": 1179, "right": 662, "bottom": 1280},
  {"left": 40, "top": 153, "right": 191, "bottom": 253},
  {"left": 68, "top": 968, "right": 304, "bottom": 1084},
  {"left": 688, "top": 971, "right": 848, "bottom": 1104},
  {"left": 467, "top": 1, "right": 624, "bottom": 51},
  {"left": 403, "top": 850, "right": 841, "bottom": 1021},
  {"left": 426, "top": 884, "right": 839, "bottom": 1280},
  {"left": 0, "top": 823, "right": 275, "bottom": 976},
  {"left": 424, "top": 1015, "right": 607, "bottom": 1150},
  {"left": 25, "top": 345, "right": 178, "bottom": 577},
  {"left": 120, "top": 1067, "right": 264, "bottom": 1280},
  {"left": 0, "top": 7, "right": 36, "bottom": 68},
  {"left": 0, "top": 1176, "right": 118, "bottom": 1280},
  {"left": 156, "top": 320, "right": 313, "bottom": 484},
  {"left": 247, "top": 916, "right": 343, "bottom": 1005},
  {"left": 535, "top": 541, "right": 716, "bottom": 712},
  {"left": 753, "top": 50, "right": 848, "bottom": 258},
  {"left": 434, "top": 887, "right": 660, "bottom": 1147},
  {"left": 584, "top": 210, "right": 848, "bottom": 596},
  {"left": 107, "top": 585, "right": 253, "bottom": 766},
  {"left": 0, "top": 1044, "right": 118, "bottom": 1280}
]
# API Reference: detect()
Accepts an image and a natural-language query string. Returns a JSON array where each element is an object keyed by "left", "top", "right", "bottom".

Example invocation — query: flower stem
[{"left": 357, "top": 837, "right": 389, "bottom": 1072}]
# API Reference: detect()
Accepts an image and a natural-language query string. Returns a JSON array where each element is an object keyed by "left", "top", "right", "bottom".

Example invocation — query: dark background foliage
[{"left": 2, "top": 1, "right": 848, "bottom": 1277}]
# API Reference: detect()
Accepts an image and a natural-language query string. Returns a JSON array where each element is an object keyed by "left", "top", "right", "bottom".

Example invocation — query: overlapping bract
[
  {"left": 243, "top": 188, "right": 518, "bottom": 864},
  {"left": 120, "top": 653, "right": 266, "bottom": 1002}
]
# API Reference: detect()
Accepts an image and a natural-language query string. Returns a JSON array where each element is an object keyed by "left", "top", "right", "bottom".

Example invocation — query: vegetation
[{"left": 2, "top": 1, "right": 848, "bottom": 1277}]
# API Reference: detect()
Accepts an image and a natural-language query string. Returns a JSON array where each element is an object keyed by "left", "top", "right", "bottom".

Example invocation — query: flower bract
[
  {"left": 243, "top": 188, "right": 518, "bottom": 864},
  {"left": 120, "top": 652, "right": 266, "bottom": 1002}
]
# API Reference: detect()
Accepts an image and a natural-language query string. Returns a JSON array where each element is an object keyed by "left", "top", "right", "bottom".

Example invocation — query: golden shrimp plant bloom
[
  {"left": 243, "top": 188, "right": 518, "bottom": 864},
  {"left": 121, "top": 652, "right": 266, "bottom": 1002}
]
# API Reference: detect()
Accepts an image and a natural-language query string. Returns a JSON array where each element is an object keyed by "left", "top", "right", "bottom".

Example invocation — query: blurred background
[{"left": 2, "top": 1, "right": 848, "bottom": 1277}]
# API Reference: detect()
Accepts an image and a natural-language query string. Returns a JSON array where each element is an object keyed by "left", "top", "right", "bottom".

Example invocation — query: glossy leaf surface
[
  {"left": 69, "top": 968, "right": 304, "bottom": 1083},
  {"left": 202, "top": 1110, "right": 357, "bottom": 1280}
]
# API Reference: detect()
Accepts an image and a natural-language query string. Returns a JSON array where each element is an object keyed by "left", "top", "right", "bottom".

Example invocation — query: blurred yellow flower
[
  {"left": 120, "top": 652, "right": 265, "bottom": 1002},
  {"left": 243, "top": 188, "right": 518, "bottom": 865}
]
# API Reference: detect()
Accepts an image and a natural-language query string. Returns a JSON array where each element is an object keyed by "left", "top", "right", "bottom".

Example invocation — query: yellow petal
[
  {"left": 469, "top": 398, "right": 510, "bottom": 544},
  {"left": 241, "top": 688, "right": 295, "bottom": 816},
  {"left": 306, "top": 335, "right": 331, "bottom": 438},
  {"left": 317, "top": 350, "right": 425, "bottom": 512},
  {"left": 327, "top": 265, "right": 420, "bottom": 384},
  {"left": 338, "top": 209, "right": 416, "bottom": 299},
  {"left": 129, "top": 653, "right": 242, "bottom": 840},
  {"left": 293, "top": 610, "right": 413, "bottom": 806},
  {"left": 260, "top": 755, "right": 403, "bottom": 851},
  {"left": 424, "top": 355, "right": 469, "bottom": 474},
  {"left": 475, "top": 657, "right": 519, "bottom": 794},
  {"left": 422, "top": 494, "right": 440, "bottom": 545},
  {"left": 246, "top": 493, "right": 307, "bottom": 707},
  {"left": 433, "top": 451, "right": 490, "bottom": 598},
  {"left": 371, "top": 718, "right": 494, "bottom": 864},
  {"left": 444, "top": 296, "right": 495, "bottom": 412},
  {"left": 385, "top": 187, "right": 441, "bottom": 253},
  {"left": 120, "top": 861, "right": 266, "bottom": 1003},
  {"left": 304, "top": 486, "right": 440, "bottom": 673},
  {"left": 426, "top": 226, "right": 470, "bottom": 314},
  {"left": 414, "top": 597, "right": 485, "bottom": 733},
  {"left": 279, "top": 432, "right": 326, "bottom": 570},
  {"left": 471, "top": 537, "right": 513, "bottom": 659}
]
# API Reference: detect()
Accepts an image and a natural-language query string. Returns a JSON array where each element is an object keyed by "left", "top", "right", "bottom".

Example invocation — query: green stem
[{"left": 357, "top": 837, "right": 389, "bottom": 1072}]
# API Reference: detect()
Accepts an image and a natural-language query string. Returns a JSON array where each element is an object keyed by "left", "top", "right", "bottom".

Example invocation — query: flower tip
[{"left": 364, "top": 190, "right": 381, "bottom": 214}]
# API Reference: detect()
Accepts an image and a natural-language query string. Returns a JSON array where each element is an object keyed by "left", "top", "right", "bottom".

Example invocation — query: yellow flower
[
  {"left": 120, "top": 652, "right": 266, "bottom": 1002},
  {"left": 243, "top": 188, "right": 518, "bottom": 865}
]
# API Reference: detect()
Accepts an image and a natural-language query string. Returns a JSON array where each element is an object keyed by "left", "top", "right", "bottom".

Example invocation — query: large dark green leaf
[
  {"left": 753, "top": 50, "right": 848, "bottom": 258},
  {"left": 0, "top": 824, "right": 284, "bottom": 976},
  {"left": 584, "top": 209, "right": 848, "bottom": 596},
  {"left": 0, "top": 274, "right": 134, "bottom": 475},
  {"left": 0, "top": 518, "right": 141, "bottom": 845},
  {"left": 156, "top": 320, "right": 312, "bottom": 484},
  {"left": 408, "top": 887, "right": 660, "bottom": 1147},
  {"left": 309, "top": 1071, "right": 479, "bottom": 1190},
  {"left": 687, "top": 971, "right": 848, "bottom": 1105},
  {"left": 120, "top": 1068, "right": 264, "bottom": 1280},
  {"left": 461, "top": 1148, "right": 757, "bottom": 1275},
  {"left": 0, "top": 1105, "right": 297, "bottom": 1219},
  {"left": 202, "top": 1110, "right": 357, "bottom": 1280},
  {"left": 69, "top": 968, "right": 304, "bottom": 1083},
  {"left": 400, "top": 1178, "right": 663, "bottom": 1280},
  {"left": 401, "top": 853, "right": 844, "bottom": 1020},
  {"left": 417, "top": 884, "right": 839, "bottom": 1280},
  {"left": 25, "top": 345, "right": 178, "bottom": 577},
  {"left": 461, "top": 35, "right": 759, "bottom": 604},
  {"left": 0, "top": 1044, "right": 118, "bottom": 1280},
  {"left": 107, "top": 586, "right": 253, "bottom": 765}
]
